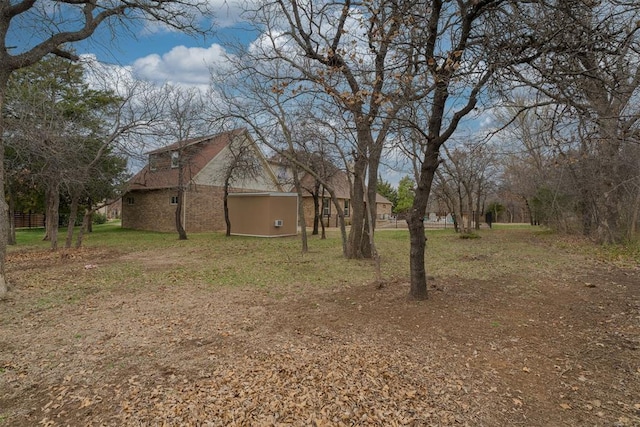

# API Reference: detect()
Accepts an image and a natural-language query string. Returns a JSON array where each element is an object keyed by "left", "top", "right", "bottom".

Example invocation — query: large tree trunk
[
  {"left": 408, "top": 146, "right": 440, "bottom": 300},
  {"left": 0, "top": 74, "right": 7, "bottom": 298},
  {"left": 347, "top": 154, "right": 368, "bottom": 259},
  {"left": 44, "top": 184, "right": 61, "bottom": 250}
]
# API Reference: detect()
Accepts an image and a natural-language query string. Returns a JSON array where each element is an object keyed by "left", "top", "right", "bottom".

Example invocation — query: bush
[{"left": 93, "top": 212, "right": 108, "bottom": 225}]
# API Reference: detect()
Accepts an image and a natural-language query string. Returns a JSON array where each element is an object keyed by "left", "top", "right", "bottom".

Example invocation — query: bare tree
[
  {"left": 244, "top": 0, "right": 419, "bottom": 260},
  {"left": 157, "top": 85, "right": 211, "bottom": 240},
  {"left": 396, "top": 1, "right": 524, "bottom": 299},
  {"left": 498, "top": 0, "right": 640, "bottom": 242},
  {"left": 218, "top": 138, "right": 263, "bottom": 237},
  {"left": 0, "top": 0, "right": 213, "bottom": 298},
  {"left": 439, "top": 144, "right": 496, "bottom": 233}
]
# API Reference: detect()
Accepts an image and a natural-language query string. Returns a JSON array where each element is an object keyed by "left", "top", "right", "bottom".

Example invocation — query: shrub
[{"left": 93, "top": 212, "right": 108, "bottom": 225}]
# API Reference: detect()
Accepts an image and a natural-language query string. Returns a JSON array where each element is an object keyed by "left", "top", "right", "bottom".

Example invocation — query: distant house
[
  {"left": 122, "top": 129, "right": 283, "bottom": 233},
  {"left": 269, "top": 157, "right": 393, "bottom": 227}
]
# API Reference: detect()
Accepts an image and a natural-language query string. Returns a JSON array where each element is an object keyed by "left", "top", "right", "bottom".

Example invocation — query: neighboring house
[
  {"left": 122, "top": 129, "right": 282, "bottom": 233},
  {"left": 270, "top": 157, "right": 393, "bottom": 227}
]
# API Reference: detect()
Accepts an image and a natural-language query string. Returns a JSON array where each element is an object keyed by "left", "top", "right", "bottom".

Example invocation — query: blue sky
[{"left": 7, "top": 1, "right": 253, "bottom": 87}]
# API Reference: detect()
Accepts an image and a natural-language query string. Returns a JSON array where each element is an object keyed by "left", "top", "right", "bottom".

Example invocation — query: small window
[
  {"left": 171, "top": 151, "right": 179, "bottom": 168},
  {"left": 322, "top": 198, "right": 331, "bottom": 216},
  {"left": 149, "top": 155, "right": 157, "bottom": 171},
  {"left": 126, "top": 197, "right": 134, "bottom": 205},
  {"left": 277, "top": 166, "right": 288, "bottom": 181},
  {"left": 170, "top": 196, "right": 179, "bottom": 205},
  {"left": 343, "top": 199, "right": 350, "bottom": 217}
]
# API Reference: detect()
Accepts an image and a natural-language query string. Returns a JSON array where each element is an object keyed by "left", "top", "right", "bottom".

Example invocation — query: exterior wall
[
  {"left": 300, "top": 196, "right": 352, "bottom": 228},
  {"left": 228, "top": 193, "right": 297, "bottom": 237},
  {"left": 122, "top": 186, "right": 227, "bottom": 233},
  {"left": 184, "top": 185, "right": 226, "bottom": 232},
  {"left": 377, "top": 202, "right": 392, "bottom": 220},
  {"left": 123, "top": 185, "right": 293, "bottom": 234},
  {"left": 122, "top": 189, "right": 178, "bottom": 232}
]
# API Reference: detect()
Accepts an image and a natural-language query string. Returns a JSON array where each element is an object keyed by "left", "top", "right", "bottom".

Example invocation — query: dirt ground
[{"left": 1, "top": 234, "right": 639, "bottom": 426}]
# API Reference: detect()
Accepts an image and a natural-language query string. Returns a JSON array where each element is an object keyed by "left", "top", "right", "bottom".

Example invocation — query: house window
[
  {"left": 170, "top": 196, "right": 179, "bottom": 205},
  {"left": 277, "top": 166, "right": 288, "bottom": 182},
  {"left": 344, "top": 199, "right": 350, "bottom": 217},
  {"left": 171, "top": 151, "right": 179, "bottom": 168},
  {"left": 322, "top": 198, "right": 331, "bottom": 216},
  {"left": 126, "top": 197, "right": 134, "bottom": 205},
  {"left": 149, "top": 154, "right": 157, "bottom": 171}
]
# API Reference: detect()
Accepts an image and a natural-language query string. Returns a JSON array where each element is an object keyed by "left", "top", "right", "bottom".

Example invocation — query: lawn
[{"left": 1, "top": 223, "right": 639, "bottom": 426}]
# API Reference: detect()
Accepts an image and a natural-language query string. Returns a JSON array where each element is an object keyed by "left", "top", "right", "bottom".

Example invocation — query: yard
[{"left": 0, "top": 223, "right": 639, "bottom": 426}]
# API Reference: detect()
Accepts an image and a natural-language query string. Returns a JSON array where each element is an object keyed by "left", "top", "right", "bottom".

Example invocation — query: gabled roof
[
  {"left": 297, "top": 169, "right": 393, "bottom": 205},
  {"left": 127, "top": 128, "right": 247, "bottom": 191}
]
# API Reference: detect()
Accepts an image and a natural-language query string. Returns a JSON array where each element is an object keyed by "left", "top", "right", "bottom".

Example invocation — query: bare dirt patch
[{"left": 1, "top": 233, "right": 639, "bottom": 426}]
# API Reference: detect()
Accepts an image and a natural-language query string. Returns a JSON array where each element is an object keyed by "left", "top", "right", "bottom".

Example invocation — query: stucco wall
[{"left": 228, "top": 193, "right": 297, "bottom": 237}]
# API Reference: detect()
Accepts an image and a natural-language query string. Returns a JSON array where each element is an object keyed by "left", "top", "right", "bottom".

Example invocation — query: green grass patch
[{"left": 9, "top": 223, "right": 636, "bottom": 306}]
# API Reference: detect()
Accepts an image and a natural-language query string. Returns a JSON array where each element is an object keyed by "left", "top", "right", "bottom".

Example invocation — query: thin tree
[
  {"left": 219, "top": 138, "right": 263, "bottom": 237},
  {"left": 158, "top": 85, "right": 211, "bottom": 240}
]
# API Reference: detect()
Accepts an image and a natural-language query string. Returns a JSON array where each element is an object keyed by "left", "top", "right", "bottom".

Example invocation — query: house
[
  {"left": 269, "top": 157, "right": 393, "bottom": 227},
  {"left": 122, "top": 129, "right": 284, "bottom": 233}
]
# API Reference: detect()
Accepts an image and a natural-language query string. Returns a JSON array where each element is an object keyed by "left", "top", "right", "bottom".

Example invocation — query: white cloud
[{"left": 131, "top": 43, "right": 230, "bottom": 87}]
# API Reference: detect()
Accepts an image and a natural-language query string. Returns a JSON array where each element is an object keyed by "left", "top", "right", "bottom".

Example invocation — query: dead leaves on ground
[{"left": 118, "top": 343, "right": 478, "bottom": 426}]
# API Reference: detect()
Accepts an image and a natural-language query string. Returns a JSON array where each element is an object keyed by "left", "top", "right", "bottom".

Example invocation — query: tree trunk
[
  {"left": 75, "top": 208, "right": 92, "bottom": 249},
  {"left": 312, "top": 182, "right": 320, "bottom": 235},
  {"left": 174, "top": 158, "right": 187, "bottom": 241},
  {"left": 347, "top": 157, "right": 367, "bottom": 259},
  {"left": 320, "top": 186, "right": 326, "bottom": 240},
  {"left": 176, "top": 187, "right": 187, "bottom": 240},
  {"left": 0, "top": 72, "right": 8, "bottom": 298},
  {"left": 328, "top": 190, "right": 348, "bottom": 257},
  {"left": 629, "top": 186, "right": 640, "bottom": 239},
  {"left": 524, "top": 197, "right": 534, "bottom": 225},
  {"left": 408, "top": 146, "right": 440, "bottom": 300},
  {"left": 291, "top": 164, "right": 308, "bottom": 253},
  {"left": 7, "top": 184, "right": 15, "bottom": 246},
  {"left": 65, "top": 194, "right": 80, "bottom": 249},
  {"left": 347, "top": 155, "right": 368, "bottom": 258},
  {"left": 224, "top": 179, "right": 231, "bottom": 237},
  {"left": 466, "top": 188, "right": 473, "bottom": 232},
  {"left": 44, "top": 184, "right": 60, "bottom": 250}
]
